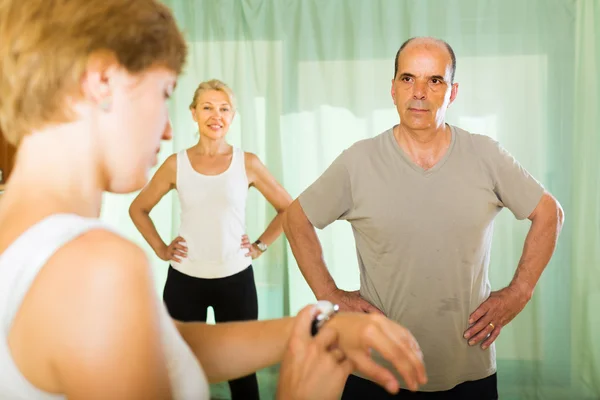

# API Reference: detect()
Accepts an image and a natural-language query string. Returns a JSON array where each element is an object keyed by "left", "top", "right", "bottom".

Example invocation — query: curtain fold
[{"left": 571, "top": 0, "right": 600, "bottom": 397}]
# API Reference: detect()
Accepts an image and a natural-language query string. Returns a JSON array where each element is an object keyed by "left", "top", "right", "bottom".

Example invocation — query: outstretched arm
[{"left": 175, "top": 310, "right": 427, "bottom": 393}]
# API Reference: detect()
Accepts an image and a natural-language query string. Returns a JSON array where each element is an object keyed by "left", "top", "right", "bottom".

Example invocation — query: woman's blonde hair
[
  {"left": 189, "top": 79, "right": 237, "bottom": 110},
  {"left": 0, "top": 0, "right": 187, "bottom": 146}
]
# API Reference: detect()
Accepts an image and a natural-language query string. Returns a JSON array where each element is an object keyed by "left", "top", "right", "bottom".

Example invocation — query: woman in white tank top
[
  {"left": 130, "top": 79, "right": 294, "bottom": 399},
  {"left": 0, "top": 2, "right": 427, "bottom": 399}
]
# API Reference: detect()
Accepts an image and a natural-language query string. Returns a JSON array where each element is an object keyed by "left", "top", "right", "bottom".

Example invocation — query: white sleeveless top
[
  {"left": 171, "top": 147, "right": 251, "bottom": 279},
  {"left": 0, "top": 214, "right": 209, "bottom": 400}
]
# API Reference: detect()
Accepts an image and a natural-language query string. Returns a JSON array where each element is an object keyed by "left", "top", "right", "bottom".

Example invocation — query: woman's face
[
  {"left": 99, "top": 66, "right": 177, "bottom": 193},
  {"left": 190, "top": 90, "right": 235, "bottom": 141}
]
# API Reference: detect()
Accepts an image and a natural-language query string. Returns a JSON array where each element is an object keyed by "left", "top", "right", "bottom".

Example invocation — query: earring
[{"left": 99, "top": 97, "right": 112, "bottom": 112}]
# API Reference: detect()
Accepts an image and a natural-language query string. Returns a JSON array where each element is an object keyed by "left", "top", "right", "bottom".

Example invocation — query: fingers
[
  {"left": 350, "top": 351, "right": 399, "bottom": 394},
  {"left": 173, "top": 242, "right": 187, "bottom": 252},
  {"left": 338, "top": 290, "right": 382, "bottom": 314},
  {"left": 241, "top": 236, "right": 253, "bottom": 258},
  {"left": 359, "top": 317, "right": 423, "bottom": 392},
  {"left": 240, "top": 235, "right": 252, "bottom": 249},
  {"left": 284, "top": 306, "right": 317, "bottom": 365},
  {"left": 168, "top": 237, "right": 187, "bottom": 262},
  {"left": 314, "top": 326, "right": 340, "bottom": 351},
  {"left": 291, "top": 305, "right": 318, "bottom": 342},
  {"left": 358, "top": 299, "right": 385, "bottom": 315},
  {"left": 337, "top": 357, "right": 354, "bottom": 377},
  {"left": 468, "top": 301, "right": 490, "bottom": 325},
  {"left": 464, "top": 310, "right": 494, "bottom": 341},
  {"left": 379, "top": 324, "right": 427, "bottom": 386},
  {"left": 329, "top": 347, "right": 347, "bottom": 364},
  {"left": 481, "top": 326, "right": 501, "bottom": 350},
  {"left": 330, "top": 357, "right": 354, "bottom": 394},
  {"left": 169, "top": 249, "right": 186, "bottom": 263},
  {"left": 466, "top": 321, "right": 495, "bottom": 346},
  {"left": 338, "top": 302, "right": 365, "bottom": 313},
  {"left": 173, "top": 251, "right": 187, "bottom": 260}
]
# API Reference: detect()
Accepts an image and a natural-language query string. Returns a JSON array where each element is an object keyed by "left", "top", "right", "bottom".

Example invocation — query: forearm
[
  {"left": 176, "top": 318, "right": 294, "bottom": 383},
  {"left": 129, "top": 209, "right": 167, "bottom": 256},
  {"left": 256, "top": 211, "right": 285, "bottom": 246},
  {"left": 510, "top": 205, "right": 564, "bottom": 297},
  {"left": 283, "top": 201, "right": 337, "bottom": 298}
]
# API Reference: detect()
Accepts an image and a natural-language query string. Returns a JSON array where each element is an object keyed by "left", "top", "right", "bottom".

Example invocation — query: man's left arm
[{"left": 464, "top": 191, "right": 564, "bottom": 349}]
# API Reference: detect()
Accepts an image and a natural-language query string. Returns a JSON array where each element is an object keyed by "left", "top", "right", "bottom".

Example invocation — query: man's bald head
[{"left": 394, "top": 37, "right": 456, "bottom": 83}]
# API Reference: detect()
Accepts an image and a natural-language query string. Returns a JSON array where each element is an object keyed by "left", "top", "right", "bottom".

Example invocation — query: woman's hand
[
  {"left": 327, "top": 312, "right": 428, "bottom": 394},
  {"left": 277, "top": 305, "right": 353, "bottom": 400},
  {"left": 241, "top": 234, "right": 263, "bottom": 260},
  {"left": 159, "top": 236, "right": 187, "bottom": 263}
]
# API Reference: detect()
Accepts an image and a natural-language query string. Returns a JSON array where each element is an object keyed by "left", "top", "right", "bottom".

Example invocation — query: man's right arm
[
  {"left": 283, "top": 199, "right": 383, "bottom": 314},
  {"left": 284, "top": 151, "right": 383, "bottom": 313},
  {"left": 283, "top": 200, "right": 338, "bottom": 298}
]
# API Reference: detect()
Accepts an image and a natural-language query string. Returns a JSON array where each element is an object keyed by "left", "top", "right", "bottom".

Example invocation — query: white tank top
[
  {"left": 171, "top": 147, "right": 251, "bottom": 279},
  {"left": 0, "top": 214, "right": 209, "bottom": 400}
]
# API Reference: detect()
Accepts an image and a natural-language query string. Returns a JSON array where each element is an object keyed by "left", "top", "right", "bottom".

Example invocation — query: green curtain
[
  {"left": 100, "top": 0, "right": 600, "bottom": 398},
  {"left": 571, "top": 0, "right": 600, "bottom": 398}
]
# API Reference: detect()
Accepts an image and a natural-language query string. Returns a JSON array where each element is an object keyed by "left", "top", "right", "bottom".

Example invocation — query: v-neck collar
[{"left": 387, "top": 124, "right": 456, "bottom": 176}]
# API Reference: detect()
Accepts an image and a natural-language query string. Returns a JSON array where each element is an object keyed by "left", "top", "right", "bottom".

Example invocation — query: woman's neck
[
  {"left": 3, "top": 127, "right": 105, "bottom": 219},
  {"left": 193, "top": 137, "right": 231, "bottom": 156}
]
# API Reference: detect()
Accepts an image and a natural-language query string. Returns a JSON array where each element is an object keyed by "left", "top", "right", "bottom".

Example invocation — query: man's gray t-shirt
[{"left": 298, "top": 125, "right": 544, "bottom": 391}]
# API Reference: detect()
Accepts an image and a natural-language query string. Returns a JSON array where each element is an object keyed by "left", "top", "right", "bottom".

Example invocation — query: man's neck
[{"left": 393, "top": 124, "right": 452, "bottom": 170}]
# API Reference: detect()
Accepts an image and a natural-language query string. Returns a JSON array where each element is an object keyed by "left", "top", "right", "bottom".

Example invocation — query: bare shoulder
[
  {"left": 156, "top": 153, "right": 178, "bottom": 181},
  {"left": 35, "top": 228, "right": 155, "bottom": 336},
  {"left": 11, "top": 228, "right": 168, "bottom": 397},
  {"left": 48, "top": 229, "right": 156, "bottom": 322},
  {"left": 56, "top": 228, "right": 151, "bottom": 275},
  {"left": 244, "top": 152, "right": 264, "bottom": 184},
  {"left": 136, "top": 152, "right": 178, "bottom": 197},
  {"left": 163, "top": 152, "right": 178, "bottom": 170},
  {"left": 244, "top": 151, "right": 262, "bottom": 169}
]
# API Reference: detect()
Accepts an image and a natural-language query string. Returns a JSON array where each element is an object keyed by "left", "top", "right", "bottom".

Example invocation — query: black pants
[
  {"left": 341, "top": 373, "right": 498, "bottom": 400},
  {"left": 163, "top": 265, "right": 260, "bottom": 400}
]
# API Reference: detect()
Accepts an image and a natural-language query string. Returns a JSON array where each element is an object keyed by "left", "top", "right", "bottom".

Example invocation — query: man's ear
[{"left": 448, "top": 82, "right": 459, "bottom": 106}]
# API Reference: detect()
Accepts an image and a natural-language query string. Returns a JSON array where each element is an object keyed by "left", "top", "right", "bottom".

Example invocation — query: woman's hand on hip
[
  {"left": 241, "top": 234, "right": 263, "bottom": 260},
  {"left": 160, "top": 236, "right": 187, "bottom": 263}
]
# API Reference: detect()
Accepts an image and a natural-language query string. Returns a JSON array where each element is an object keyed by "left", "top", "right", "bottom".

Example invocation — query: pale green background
[{"left": 100, "top": 1, "right": 600, "bottom": 398}]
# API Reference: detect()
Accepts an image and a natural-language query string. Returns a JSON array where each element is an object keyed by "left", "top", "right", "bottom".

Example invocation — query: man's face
[{"left": 391, "top": 43, "right": 458, "bottom": 131}]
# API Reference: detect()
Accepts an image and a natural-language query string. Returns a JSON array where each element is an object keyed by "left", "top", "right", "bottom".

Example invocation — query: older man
[{"left": 283, "top": 37, "right": 564, "bottom": 399}]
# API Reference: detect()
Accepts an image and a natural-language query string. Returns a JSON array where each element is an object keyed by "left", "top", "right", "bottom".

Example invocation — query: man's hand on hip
[
  {"left": 321, "top": 289, "right": 384, "bottom": 315},
  {"left": 463, "top": 285, "right": 531, "bottom": 350}
]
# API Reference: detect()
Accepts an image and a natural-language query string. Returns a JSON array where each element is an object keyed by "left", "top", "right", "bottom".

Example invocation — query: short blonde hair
[
  {"left": 189, "top": 79, "right": 237, "bottom": 110},
  {"left": 0, "top": 0, "right": 187, "bottom": 146}
]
